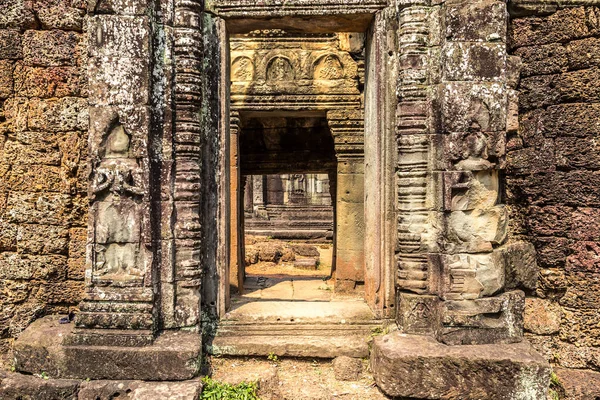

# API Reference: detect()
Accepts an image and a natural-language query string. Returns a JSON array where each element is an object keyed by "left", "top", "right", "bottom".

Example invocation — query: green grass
[{"left": 201, "top": 377, "right": 259, "bottom": 400}]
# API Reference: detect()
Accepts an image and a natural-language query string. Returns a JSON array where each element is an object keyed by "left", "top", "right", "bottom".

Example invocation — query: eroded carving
[
  {"left": 314, "top": 54, "right": 344, "bottom": 80},
  {"left": 91, "top": 122, "right": 145, "bottom": 281},
  {"left": 266, "top": 56, "right": 295, "bottom": 81},
  {"left": 232, "top": 56, "right": 255, "bottom": 81}
]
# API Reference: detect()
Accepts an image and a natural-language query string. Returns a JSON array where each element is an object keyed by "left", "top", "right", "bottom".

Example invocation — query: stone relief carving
[
  {"left": 232, "top": 56, "right": 255, "bottom": 81},
  {"left": 266, "top": 56, "right": 295, "bottom": 81},
  {"left": 91, "top": 122, "right": 145, "bottom": 281},
  {"left": 314, "top": 54, "right": 344, "bottom": 80}
]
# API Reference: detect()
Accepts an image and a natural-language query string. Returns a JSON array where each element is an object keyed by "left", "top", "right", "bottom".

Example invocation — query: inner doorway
[{"left": 230, "top": 112, "right": 366, "bottom": 306}]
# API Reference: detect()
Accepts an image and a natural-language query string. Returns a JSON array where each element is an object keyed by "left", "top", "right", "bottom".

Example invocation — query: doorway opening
[
  {"left": 229, "top": 111, "right": 370, "bottom": 309},
  {"left": 208, "top": 11, "right": 398, "bottom": 357}
]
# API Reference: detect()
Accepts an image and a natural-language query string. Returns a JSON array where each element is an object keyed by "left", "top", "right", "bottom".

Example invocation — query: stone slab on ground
[
  {"left": 211, "top": 331, "right": 371, "bottom": 358},
  {"left": 332, "top": 356, "right": 363, "bottom": 381},
  {"left": 13, "top": 315, "right": 202, "bottom": 381},
  {"left": 371, "top": 332, "right": 550, "bottom": 400},
  {"left": 212, "top": 362, "right": 279, "bottom": 400},
  {"left": 0, "top": 373, "right": 203, "bottom": 400},
  {"left": 0, "top": 373, "right": 79, "bottom": 400},
  {"left": 554, "top": 367, "right": 600, "bottom": 400},
  {"left": 78, "top": 379, "right": 203, "bottom": 400}
]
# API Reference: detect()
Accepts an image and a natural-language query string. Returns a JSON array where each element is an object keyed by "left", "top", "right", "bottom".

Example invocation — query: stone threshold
[{"left": 212, "top": 299, "right": 385, "bottom": 358}]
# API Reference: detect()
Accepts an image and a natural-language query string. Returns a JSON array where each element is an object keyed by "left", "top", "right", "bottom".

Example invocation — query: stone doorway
[{"left": 210, "top": 13, "right": 398, "bottom": 356}]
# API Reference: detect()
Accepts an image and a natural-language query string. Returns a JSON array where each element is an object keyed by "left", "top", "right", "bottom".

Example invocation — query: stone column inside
[
  {"left": 327, "top": 110, "right": 365, "bottom": 293},
  {"left": 252, "top": 175, "right": 267, "bottom": 218},
  {"left": 229, "top": 112, "right": 244, "bottom": 294}
]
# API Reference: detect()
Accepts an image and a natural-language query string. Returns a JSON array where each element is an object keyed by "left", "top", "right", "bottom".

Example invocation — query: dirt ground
[{"left": 210, "top": 356, "right": 392, "bottom": 400}]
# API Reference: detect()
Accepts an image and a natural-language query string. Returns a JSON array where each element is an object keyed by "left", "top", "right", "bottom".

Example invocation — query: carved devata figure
[{"left": 91, "top": 121, "right": 145, "bottom": 281}]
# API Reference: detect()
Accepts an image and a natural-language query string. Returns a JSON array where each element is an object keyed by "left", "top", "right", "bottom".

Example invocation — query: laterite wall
[
  {"left": 508, "top": 5, "right": 600, "bottom": 371},
  {"left": 0, "top": 0, "right": 89, "bottom": 354}
]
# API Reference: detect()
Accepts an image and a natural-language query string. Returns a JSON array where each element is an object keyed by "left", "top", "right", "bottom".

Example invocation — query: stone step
[
  {"left": 212, "top": 300, "right": 384, "bottom": 358},
  {"left": 210, "top": 328, "right": 376, "bottom": 358}
]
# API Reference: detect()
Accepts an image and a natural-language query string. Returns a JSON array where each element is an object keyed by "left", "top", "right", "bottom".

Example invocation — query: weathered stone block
[
  {"left": 0, "top": 373, "right": 79, "bottom": 400},
  {"left": 88, "top": 105, "right": 150, "bottom": 159},
  {"left": 560, "top": 271, "right": 600, "bottom": 309},
  {"left": 89, "top": 16, "right": 150, "bottom": 59},
  {"left": 527, "top": 206, "right": 572, "bottom": 237},
  {"left": 556, "top": 136, "right": 600, "bottom": 170},
  {"left": 0, "top": 60, "right": 13, "bottom": 99},
  {"left": 35, "top": 1, "right": 85, "bottom": 31},
  {"left": 554, "top": 367, "right": 600, "bottom": 400},
  {"left": 498, "top": 241, "right": 538, "bottom": 292},
  {"left": 9, "top": 164, "right": 64, "bottom": 192},
  {"left": 567, "top": 36, "right": 600, "bottom": 70},
  {"left": 37, "top": 281, "right": 85, "bottom": 304},
  {"left": 13, "top": 316, "right": 202, "bottom": 380},
  {"left": 3, "top": 140, "right": 62, "bottom": 166},
  {"left": 5, "top": 192, "right": 72, "bottom": 225},
  {"left": 0, "top": 0, "right": 37, "bottom": 30},
  {"left": 445, "top": 206, "right": 508, "bottom": 253},
  {"left": 514, "top": 43, "right": 567, "bottom": 77},
  {"left": 506, "top": 139, "right": 556, "bottom": 174},
  {"left": 0, "top": 253, "right": 67, "bottom": 280},
  {"left": 554, "top": 68, "right": 600, "bottom": 104},
  {"left": 443, "top": 42, "right": 506, "bottom": 82},
  {"left": 541, "top": 103, "right": 600, "bottom": 138},
  {"left": 570, "top": 208, "right": 600, "bottom": 241},
  {"left": 532, "top": 237, "right": 570, "bottom": 269},
  {"left": 90, "top": 0, "right": 150, "bottom": 15},
  {"left": 88, "top": 57, "right": 150, "bottom": 106},
  {"left": 0, "top": 30, "right": 22, "bottom": 59},
  {"left": 509, "top": 7, "right": 591, "bottom": 49},
  {"left": 0, "top": 222, "right": 17, "bottom": 251},
  {"left": 509, "top": 171, "right": 600, "bottom": 207},
  {"left": 397, "top": 293, "right": 442, "bottom": 337},
  {"left": 518, "top": 74, "right": 558, "bottom": 111},
  {"left": 27, "top": 97, "right": 89, "bottom": 132},
  {"left": 442, "top": 291, "right": 525, "bottom": 345},
  {"left": 445, "top": 0, "right": 507, "bottom": 42},
  {"left": 332, "top": 356, "right": 362, "bottom": 381},
  {"left": 17, "top": 224, "right": 69, "bottom": 254},
  {"left": 524, "top": 297, "right": 561, "bottom": 335},
  {"left": 78, "top": 379, "right": 203, "bottom": 400},
  {"left": 560, "top": 307, "right": 600, "bottom": 347},
  {"left": 371, "top": 332, "right": 550, "bottom": 400},
  {"left": 441, "top": 252, "right": 505, "bottom": 300},
  {"left": 13, "top": 64, "right": 82, "bottom": 98},
  {"left": 22, "top": 30, "right": 80, "bottom": 67},
  {"left": 440, "top": 82, "right": 507, "bottom": 133}
]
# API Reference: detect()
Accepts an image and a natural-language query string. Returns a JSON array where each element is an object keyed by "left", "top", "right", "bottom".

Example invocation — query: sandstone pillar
[
  {"left": 70, "top": 0, "right": 163, "bottom": 346},
  {"left": 244, "top": 176, "right": 254, "bottom": 213},
  {"left": 372, "top": 1, "right": 550, "bottom": 397},
  {"left": 328, "top": 110, "right": 365, "bottom": 292},
  {"left": 252, "top": 175, "right": 266, "bottom": 217},
  {"left": 229, "top": 112, "right": 244, "bottom": 294}
]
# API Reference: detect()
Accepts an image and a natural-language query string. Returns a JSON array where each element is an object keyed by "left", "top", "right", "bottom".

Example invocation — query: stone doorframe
[
  {"left": 224, "top": 29, "right": 395, "bottom": 315},
  {"left": 76, "top": 0, "right": 536, "bottom": 348}
]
